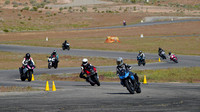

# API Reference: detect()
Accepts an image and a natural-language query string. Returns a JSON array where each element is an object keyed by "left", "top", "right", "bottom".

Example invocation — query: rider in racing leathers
[
  {"left": 51, "top": 50, "right": 59, "bottom": 62},
  {"left": 20, "top": 53, "right": 35, "bottom": 75},
  {"left": 137, "top": 51, "right": 145, "bottom": 61},
  {"left": 116, "top": 57, "right": 140, "bottom": 86},
  {"left": 80, "top": 58, "right": 96, "bottom": 84}
]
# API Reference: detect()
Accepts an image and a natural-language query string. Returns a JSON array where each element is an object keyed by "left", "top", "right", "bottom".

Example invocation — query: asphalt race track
[{"left": 0, "top": 44, "right": 200, "bottom": 111}]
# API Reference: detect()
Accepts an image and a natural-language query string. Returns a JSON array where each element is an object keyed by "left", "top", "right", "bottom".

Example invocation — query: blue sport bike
[{"left": 118, "top": 69, "right": 141, "bottom": 94}]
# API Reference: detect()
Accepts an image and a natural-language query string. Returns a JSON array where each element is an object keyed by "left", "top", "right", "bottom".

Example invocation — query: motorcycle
[
  {"left": 81, "top": 66, "right": 100, "bottom": 86},
  {"left": 62, "top": 42, "right": 70, "bottom": 50},
  {"left": 159, "top": 51, "right": 167, "bottom": 59},
  {"left": 48, "top": 55, "right": 58, "bottom": 69},
  {"left": 170, "top": 54, "right": 178, "bottom": 63},
  {"left": 19, "top": 61, "right": 35, "bottom": 82},
  {"left": 123, "top": 22, "right": 126, "bottom": 26},
  {"left": 118, "top": 69, "right": 141, "bottom": 94},
  {"left": 137, "top": 56, "right": 146, "bottom": 66}
]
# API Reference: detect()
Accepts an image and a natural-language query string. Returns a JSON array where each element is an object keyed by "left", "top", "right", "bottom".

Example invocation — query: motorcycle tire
[
  {"left": 90, "top": 82, "right": 95, "bottom": 86},
  {"left": 48, "top": 63, "right": 51, "bottom": 69},
  {"left": 174, "top": 60, "right": 178, "bottom": 63},
  {"left": 143, "top": 62, "right": 146, "bottom": 66},
  {"left": 62, "top": 46, "right": 65, "bottom": 50},
  {"left": 136, "top": 86, "right": 141, "bottom": 93},
  {"left": 124, "top": 79, "right": 135, "bottom": 94},
  {"left": 27, "top": 71, "right": 32, "bottom": 82},
  {"left": 93, "top": 75, "right": 100, "bottom": 86},
  {"left": 67, "top": 47, "right": 70, "bottom": 50},
  {"left": 54, "top": 62, "right": 58, "bottom": 69},
  {"left": 138, "top": 61, "right": 141, "bottom": 66},
  {"left": 21, "top": 74, "right": 26, "bottom": 81}
]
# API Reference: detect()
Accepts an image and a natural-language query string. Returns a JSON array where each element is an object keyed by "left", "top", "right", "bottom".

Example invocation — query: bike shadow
[
  {"left": 73, "top": 85, "right": 94, "bottom": 87},
  {"left": 106, "top": 93, "right": 132, "bottom": 95}
]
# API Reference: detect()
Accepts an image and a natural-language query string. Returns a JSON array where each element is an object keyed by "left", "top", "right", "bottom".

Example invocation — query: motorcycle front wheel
[
  {"left": 124, "top": 79, "right": 135, "bottom": 94},
  {"left": 27, "top": 71, "right": 32, "bottom": 82},
  {"left": 92, "top": 75, "right": 100, "bottom": 86}
]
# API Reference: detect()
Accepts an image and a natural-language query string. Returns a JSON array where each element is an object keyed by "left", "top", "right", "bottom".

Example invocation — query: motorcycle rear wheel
[
  {"left": 136, "top": 86, "right": 141, "bottom": 93},
  {"left": 21, "top": 74, "right": 26, "bottom": 81}
]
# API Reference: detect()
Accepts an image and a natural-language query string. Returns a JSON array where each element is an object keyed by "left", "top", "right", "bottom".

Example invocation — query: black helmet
[
  {"left": 169, "top": 52, "right": 171, "bottom": 55},
  {"left": 159, "top": 47, "right": 161, "bottom": 51},
  {"left": 26, "top": 53, "right": 30, "bottom": 59},
  {"left": 53, "top": 50, "right": 56, "bottom": 55}
]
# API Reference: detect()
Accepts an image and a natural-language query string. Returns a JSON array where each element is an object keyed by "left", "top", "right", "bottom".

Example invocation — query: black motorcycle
[
  {"left": 48, "top": 56, "right": 58, "bottom": 69},
  {"left": 81, "top": 66, "right": 100, "bottom": 86},
  {"left": 62, "top": 42, "right": 70, "bottom": 50},
  {"left": 137, "top": 56, "right": 146, "bottom": 66},
  {"left": 118, "top": 69, "right": 141, "bottom": 94},
  {"left": 159, "top": 51, "right": 167, "bottom": 59},
  {"left": 19, "top": 61, "right": 35, "bottom": 82}
]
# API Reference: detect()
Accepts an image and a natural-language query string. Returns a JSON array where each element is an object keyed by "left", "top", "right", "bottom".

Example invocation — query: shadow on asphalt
[
  {"left": 106, "top": 93, "right": 133, "bottom": 95},
  {"left": 73, "top": 85, "right": 94, "bottom": 87}
]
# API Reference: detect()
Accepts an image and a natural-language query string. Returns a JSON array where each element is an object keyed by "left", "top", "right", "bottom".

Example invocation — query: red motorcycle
[
  {"left": 81, "top": 66, "right": 100, "bottom": 86},
  {"left": 170, "top": 54, "right": 178, "bottom": 63}
]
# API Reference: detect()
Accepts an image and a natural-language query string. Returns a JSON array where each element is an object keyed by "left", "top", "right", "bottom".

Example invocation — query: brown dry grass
[
  {"left": 0, "top": 86, "right": 41, "bottom": 92},
  {"left": 1, "top": 21, "right": 200, "bottom": 55}
]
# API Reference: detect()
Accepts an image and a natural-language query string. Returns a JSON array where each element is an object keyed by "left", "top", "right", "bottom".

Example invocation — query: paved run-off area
[{"left": 0, "top": 81, "right": 200, "bottom": 112}]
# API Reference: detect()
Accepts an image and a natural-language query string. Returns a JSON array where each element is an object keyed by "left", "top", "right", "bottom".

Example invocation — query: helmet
[
  {"left": 53, "top": 50, "right": 56, "bottom": 55},
  {"left": 82, "top": 58, "right": 88, "bottom": 66},
  {"left": 139, "top": 51, "right": 142, "bottom": 54},
  {"left": 25, "top": 53, "right": 30, "bottom": 59},
  {"left": 159, "top": 47, "right": 161, "bottom": 51},
  {"left": 116, "top": 57, "right": 123, "bottom": 66},
  {"left": 169, "top": 52, "right": 171, "bottom": 55}
]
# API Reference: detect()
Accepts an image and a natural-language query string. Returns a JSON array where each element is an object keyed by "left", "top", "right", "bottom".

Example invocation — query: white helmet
[
  {"left": 116, "top": 57, "right": 123, "bottom": 66},
  {"left": 82, "top": 58, "right": 88, "bottom": 66}
]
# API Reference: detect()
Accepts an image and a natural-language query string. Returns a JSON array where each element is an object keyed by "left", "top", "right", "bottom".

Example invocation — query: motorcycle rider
[
  {"left": 64, "top": 40, "right": 68, "bottom": 45},
  {"left": 169, "top": 52, "right": 175, "bottom": 58},
  {"left": 80, "top": 58, "right": 95, "bottom": 84},
  {"left": 51, "top": 50, "right": 59, "bottom": 62},
  {"left": 19, "top": 53, "right": 35, "bottom": 75},
  {"left": 158, "top": 47, "right": 164, "bottom": 55},
  {"left": 123, "top": 20, "right": 126, "bottom": 26},
  {"left": 137, "top": 51, "right": 145, "bottom": 61},
  {"left": 116, "top": 57, "right": 140, "bottom": 86},
  {"left": 63, "top": 40, "right": 69, "bottom": 46}
]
